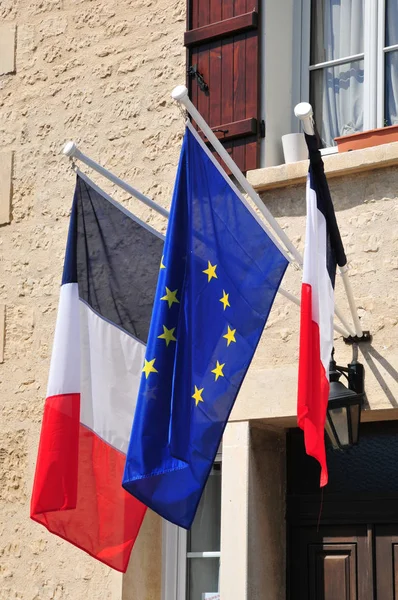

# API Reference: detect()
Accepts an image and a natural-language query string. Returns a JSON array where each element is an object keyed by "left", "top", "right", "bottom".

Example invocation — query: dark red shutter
[{"left": 185, "top": 0, "right": 262, "bottom": 173}]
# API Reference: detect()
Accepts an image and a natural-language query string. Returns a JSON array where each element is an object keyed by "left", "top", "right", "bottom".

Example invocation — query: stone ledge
[
  {"left": 232, "top": 349, "right": 398, "bottom": 422},
  {"left": 247, "top": 141, "right": 398, "bottom": 192}
]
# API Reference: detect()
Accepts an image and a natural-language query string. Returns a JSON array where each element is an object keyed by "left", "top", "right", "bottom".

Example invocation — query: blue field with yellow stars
[{"left": 123, "top": 124, "right": 288, "bottom": 528}]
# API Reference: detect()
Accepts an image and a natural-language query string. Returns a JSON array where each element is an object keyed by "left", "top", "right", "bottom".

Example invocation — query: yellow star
[
  {"left": 203, "top": 261, "right": 218, "bottom": 282},
  {"left": 160, "top": 256, "right": 166, "bottom": 270},
  {"left": 219, "top": 290, "right": 230, "bottom": 311},
  {"left": 161, "top": 287, "right": 179, "bottom": 308},
  {"left": 223, "top": 326, "right": 236, "bottom": 347},
  {"left": 158, "top": 325, "right": 177, "bottom": 347},
  {"left": 142, "top": 358, "right": 158, "bottom": 379},
  {"left": 211, "top": 360, "right": 225, "bottom": 381},
  {"left": 192, "top": 385, "right": 204, "bottom": 407}
]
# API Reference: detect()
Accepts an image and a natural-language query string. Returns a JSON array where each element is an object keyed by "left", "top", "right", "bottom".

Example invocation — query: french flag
[
  {"left": 297, "top": 133, "right": 347, "bottom": 487},
  {"left": 31, "top": 172, "right": 164, "bottom": 571}
]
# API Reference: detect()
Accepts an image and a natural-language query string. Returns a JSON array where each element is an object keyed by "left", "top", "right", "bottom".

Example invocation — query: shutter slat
[
  {"left": 210, "top": 0, "right": 221, "bottom": 23},
  {"left": 197, "top": 0, "right": 208, "bottom": 28},
  {"left": 196, "top": 43, "right": 210, "bottom": 127},
  {"left": 232, "top": 0, "right": 247, "bottom": 171},
  {"left": 232, "top": 34, "right": 246, "bottom": 169},
  {"left": 245, "top": 27, "right": 260, "bottom": 169},
  {"left": 209, "top": 40, "right": 222, "bottom": 128},
  {"left": 184, "top": 11, "right": 258, "bottom": 47},
  {"left": 208, "top": 0, "right": 221, "bottom": 128}
]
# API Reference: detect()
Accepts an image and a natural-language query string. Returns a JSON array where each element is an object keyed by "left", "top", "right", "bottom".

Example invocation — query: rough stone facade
[
  {"left": 0, "top": 0, "right": 185, "bottom": 598},
  {"left": 1, "top": 0, "right": 398, "bottom": 598}
]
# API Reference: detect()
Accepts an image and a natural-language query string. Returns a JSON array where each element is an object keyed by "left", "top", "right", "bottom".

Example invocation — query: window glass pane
[
  {"left": 311, "top": 0, "right": 364, "bottom": 64},
  {"left": 187, "top": 558, "right": 219, "bottom": 600},
  {"left": 329, "top": 406, "right": 349, "bottom": 446},
  {"left": 188, "top": 465, "right": 221, "bottom": 553},
  {"left": 385, "top": 50, "right": 398, "bottom": 126},
  {"left": 310, "top": 59, "right": 364, "bottom": 147},
  {"left": 386, "top": 0, "right": 398, "bottom": 47}
]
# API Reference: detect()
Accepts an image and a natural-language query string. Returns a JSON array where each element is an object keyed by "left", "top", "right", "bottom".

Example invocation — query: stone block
[
  {"left": 0, "top": 305, "right": 4, "bottom": 363},
  {"left": 0, "top": 24, "right": 16, "bottom": 75},
  {"left": 0, "top": 152, "right": 13, "bottom": 224},
  {"left": 0, "top": 430, "right": 27, "bottom": 503}
]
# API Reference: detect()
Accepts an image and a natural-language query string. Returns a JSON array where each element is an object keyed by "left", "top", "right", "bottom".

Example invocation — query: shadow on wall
[
  {"left": 260, "top": 165, "right": 398, "bottom": 219},
  {"left": 360, "top": 344, "right": 398, "bottom": 409}
]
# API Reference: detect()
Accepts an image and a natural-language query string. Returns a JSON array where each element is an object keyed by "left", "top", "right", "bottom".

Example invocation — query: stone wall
[
  {"left": 1, "top": 0, "right": 398, "bottom": 597},
  {"left": 0, "top": 0, "right": 185, "bottom": 598}
]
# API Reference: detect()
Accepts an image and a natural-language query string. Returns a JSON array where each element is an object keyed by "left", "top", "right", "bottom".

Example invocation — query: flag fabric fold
[
  {"left": 122, "top": 123, "right": 288, "bottom": 529},
  {"left": 31, "top": 172, "right": 163, "bottom": 572},
  {"left": 297, "top": 133, "right": 347, "bottom": 487}
]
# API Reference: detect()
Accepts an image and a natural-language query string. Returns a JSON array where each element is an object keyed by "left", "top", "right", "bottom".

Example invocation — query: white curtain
[
  {"left": 311, "top": 0, "right": 364, "bottom": 146},
  {"left": 385, "top": 0, "right": 398, "bottom": 125}
]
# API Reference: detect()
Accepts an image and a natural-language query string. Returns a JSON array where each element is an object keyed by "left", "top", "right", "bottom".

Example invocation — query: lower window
[
  {"left": 186, "top": 463, "right": 221, "bottom": 600},
  {"left": 162, "top": 461, "right": 222, "bottom": 600}
]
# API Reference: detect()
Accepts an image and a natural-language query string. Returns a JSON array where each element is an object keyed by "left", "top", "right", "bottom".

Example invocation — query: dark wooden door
[
  {"left": 185, "top": 0, "right": 262, "bottom": 173},
  {"left": 289, "top": 525, "right": 373, "bottom": 600},
  {"left": 287, "top": 424, "right": 398, "bottom": 599},
  {"left": 375, "top": 525, "right": 398, "bottom": 599}
]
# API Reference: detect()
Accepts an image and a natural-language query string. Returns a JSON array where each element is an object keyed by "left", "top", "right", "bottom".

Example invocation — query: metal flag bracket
[{"left": 343, "top": 331, "right": 372, "bottom": 345}]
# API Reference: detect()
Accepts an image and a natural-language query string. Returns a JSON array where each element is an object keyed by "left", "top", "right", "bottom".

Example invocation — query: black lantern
[{"left": 325, "top": 350, "right": 365, "bottom": 450}]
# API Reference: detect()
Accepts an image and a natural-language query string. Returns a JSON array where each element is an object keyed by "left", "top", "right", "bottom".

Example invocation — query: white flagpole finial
[
  {"left": 63, "top": 141, "right": 78, "bottom": 158},
  {"left": 294, "top": 102, "right": 315, "bottom": 136},
  {"left": 171, "top": 85, "right": 189, "bottom": 103},
  {"left": 294, "top": 102, "right": 313, "bottom": 120}
]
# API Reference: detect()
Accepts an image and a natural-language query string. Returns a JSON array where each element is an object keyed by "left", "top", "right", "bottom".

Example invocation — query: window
[
  {"left": 309, "top": 0, "right": 364, "bottom": 147},
  {"left": 186, "top": 463, "right": 221, "bottom": 599},
  {"left": 303, "top": 0, "right": 398, "bottom": 148},
  {"left": 383, "top": 0, "right": 398, "bottom": 126},
  {"left": 162, "top": 462, "right": 222, "bottom": 600}
]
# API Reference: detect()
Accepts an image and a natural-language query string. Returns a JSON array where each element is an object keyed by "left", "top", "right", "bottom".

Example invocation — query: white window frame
[
  {"left": 299, "top": 0, "right": 394, "bottom": 148},
  {"left": 161, "top": 455, "right": 222, "bottom": 600}
]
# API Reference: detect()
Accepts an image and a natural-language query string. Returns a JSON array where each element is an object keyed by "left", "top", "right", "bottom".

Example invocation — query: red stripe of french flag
[
  {"left": 297, "top": 176, "right": 335, "bottom": 487},
  {"left": 31, "top": 283, "right": 147, "bottom": 572}
]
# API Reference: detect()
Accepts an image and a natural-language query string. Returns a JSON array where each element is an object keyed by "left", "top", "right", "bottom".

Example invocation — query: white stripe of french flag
[{"left": 297, "top": 175, "right": 335, "bottom": 487}]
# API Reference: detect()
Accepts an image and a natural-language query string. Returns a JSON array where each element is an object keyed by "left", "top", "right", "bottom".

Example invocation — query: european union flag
[{"left": 122, "top": 124, "right": 288, "bottom": 528}]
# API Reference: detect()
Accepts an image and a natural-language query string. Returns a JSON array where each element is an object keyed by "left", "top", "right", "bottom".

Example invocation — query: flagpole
[
  {"left": 339, "top": 265, "right": 364, "bottom": 338},
  {"left": 171, "top": 85, "right": 354, "bottom": 338},
  {"left": 62, "top": 141, "right": 170, "bottom": 220},
  {"left": 294, "top": 103, "right": 364, "bottom": 338}
]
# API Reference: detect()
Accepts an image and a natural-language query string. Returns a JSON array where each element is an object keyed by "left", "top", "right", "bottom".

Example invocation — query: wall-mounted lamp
[{"left": 325, "top": 347, "right": 365, "bottom": 450}]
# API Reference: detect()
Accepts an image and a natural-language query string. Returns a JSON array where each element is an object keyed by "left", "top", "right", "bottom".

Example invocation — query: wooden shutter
[{"left": 185, "top": 0, "right": 262, "bottom": 173}]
